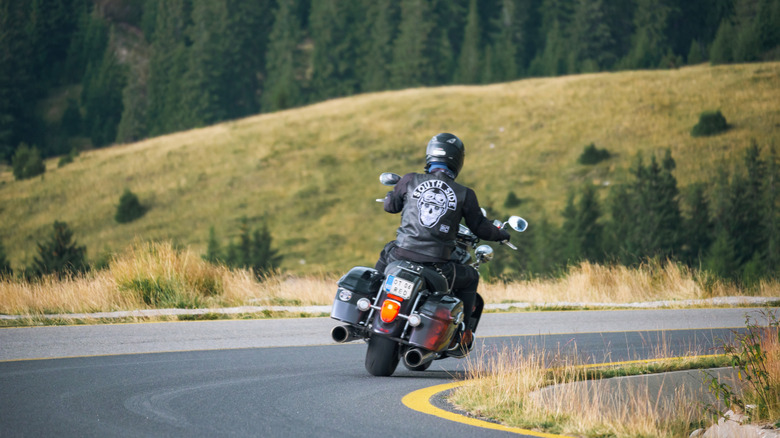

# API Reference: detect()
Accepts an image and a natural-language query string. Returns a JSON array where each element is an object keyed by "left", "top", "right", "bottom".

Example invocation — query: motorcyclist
[{"left": 375, "top": 133, "right": 511, "bottom": 348}]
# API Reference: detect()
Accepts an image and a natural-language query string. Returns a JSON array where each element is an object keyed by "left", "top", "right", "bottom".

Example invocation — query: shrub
[
  {"left": 30, "top": 221, "right": 88, "bottom": 278},
  {"left": 12, "top": 143, "right": 46, "bottom": 180},
  {"left": 577, "top": 143, "right": 611, "bottom": 165},
  {"left": 704, "top": 310, "right": 780, "bottom": 423},
  {"left": 691, "top": 110, "right": 729, "bottom": 137},
  {"left": 115, "top": 189, "right": 146, "bottom": 223},
  {"left": 503, "top": 191, "right": 523, "bottom": 209},
  {"left": 58, "top": 148, "right": 79, "bottom": 168}
]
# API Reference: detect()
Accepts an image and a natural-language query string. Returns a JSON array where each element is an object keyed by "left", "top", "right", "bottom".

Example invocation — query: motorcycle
[{"left": 329, "top": 172, "right": 528, "bottom": 376}]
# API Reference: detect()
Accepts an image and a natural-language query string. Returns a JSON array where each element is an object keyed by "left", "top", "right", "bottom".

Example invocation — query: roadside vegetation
[
  {"left": 1, "top": 241, "right": 777, "bottom": 326},
  {"left": 449, "top": 310, "right": 780, "bottom": 437}
]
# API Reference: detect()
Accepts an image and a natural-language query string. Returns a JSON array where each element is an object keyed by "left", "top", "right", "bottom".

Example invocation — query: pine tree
[
  {"left": 568, "top": 0, "right": 617, "bottom": 72},
  {"left": 116, "top": 62, "right": 148, "bottom": 143},
  {"left": 561, "top": 184, "right": 603, "bottom": 264},
  {"left": 204, "top": 226, "right": 222, "bottom": 264},
  {"left": 82, "top": 29, "right": 126, "bottom": 147},
  {"left": 146, "top": 0, "right": 190, "bottom": 135},
  {"left": 681, "top": 183, "right": 713, "bottom": 266},
  {"left": 0, "top": 0, "right": 37, "bottom": 161},
  {"left": 263, "top": 0, "right": 303, "bottom": 111},
  {"left": 529, "top": 20, "right": 569, "bottom": 76},
  {"left": 31, "top": 221, "right": 88, "bottom": 278},
  {"left": 485, "top": 0, "right": 526, "bottom": 82},
  {"left": 309, "top": 0, "right": 361, "bottom": 100},
  {"left": 183, "top": 0, "right": 230, "bottom": 126},
  {"left": 605, "top": 151, "right": 682, "bottom": 264},
  {"left": 391, "top": 0, "right": 437, "bottom": 87},
  {"left": 221, "top": 0, "right": 271, "bottom": 119},
  {"left": 733, "top": 0, "right": 762, "bottom": 62},
  {"left": 455, "top": 0, "right": 482, "bottom": 84},
  {"left": 603, "top": 185, "right": 627, "bottom": 262},
  {"left": 687, "top": 39, "right": 705, "bottom": 64},
  {"left": 250, "top": 223, "right": 281, "bottom": 278},
  {"left": 359, "top": 0, "right": 399, "bottom": 92},
  {"left": 622, "top": 0, "right": 675, "bottom": 69},
  {"left": 739, "top": 142, "right": 767, "bottom": 265},
  {"left": 225, "top": 219, "right": 280, "bottom": 278},
  {"left": 704, "top": 229, "right": 739, "bottom": 280},
  {"left": 576, "top": 183, "right": 604, "bottom": 262},
  {"left": 560, "top": 191, "right": 579, "bottom": 263},
  {"left": 525, "top": 215, "right": 565, "bottom": 276},
  {"left": 710, "top": 19, "right": 736, "bottom": 65}
]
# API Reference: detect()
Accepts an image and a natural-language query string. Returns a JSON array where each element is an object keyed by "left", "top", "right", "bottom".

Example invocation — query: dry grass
[
  {"left": 1, "top": 63, "right": 779, "bottom": 274},
  {"left": 0, "top": 243, "right": 776, "bottom": 317},
  {"left": 449, "top": 343, "right": 719, "bottom": 437},
  {"left": 479, "top": 261, "right": 780, "bottom": 305},
  {"left": 0, "top": 242, "right": 335, "bottom": 316}
]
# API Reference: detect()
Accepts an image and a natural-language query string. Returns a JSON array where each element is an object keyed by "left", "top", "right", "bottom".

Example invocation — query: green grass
[{"left": 2, "top": 63, "right": 779, "bottom": 274}]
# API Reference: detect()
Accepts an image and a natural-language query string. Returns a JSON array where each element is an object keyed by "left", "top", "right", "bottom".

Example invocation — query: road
[{"left": 0, "top": 308, "right": 773, "bottom": 437}]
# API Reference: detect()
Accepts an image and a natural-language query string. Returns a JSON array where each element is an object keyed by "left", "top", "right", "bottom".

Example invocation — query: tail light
[{"left": 380, "top": 299, "right": 401, "bottom": 323}]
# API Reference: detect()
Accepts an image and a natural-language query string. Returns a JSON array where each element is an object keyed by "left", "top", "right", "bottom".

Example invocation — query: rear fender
[{"left": 371, "top": 263, "right": 424, "bottom": 337}]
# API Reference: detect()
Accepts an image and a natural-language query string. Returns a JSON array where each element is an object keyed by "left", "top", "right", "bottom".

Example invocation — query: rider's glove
[{"left": 498, "top": 229, "right": 511, "bottom": 242}]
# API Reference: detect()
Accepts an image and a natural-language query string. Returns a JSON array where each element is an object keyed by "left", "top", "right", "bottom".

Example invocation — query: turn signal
[{"left": 380, "top": 299, "right": 401, "bottom": 323}]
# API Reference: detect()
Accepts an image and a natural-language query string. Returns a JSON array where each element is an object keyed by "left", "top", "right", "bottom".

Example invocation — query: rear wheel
[
  {"left": 403, "top": 360, "right": 432, "bottom": 372},
  {"left": 365, "top": 336, "right": 400, "bottom": 376}
]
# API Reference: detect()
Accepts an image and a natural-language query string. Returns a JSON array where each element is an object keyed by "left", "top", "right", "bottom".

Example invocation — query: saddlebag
[
  {"left": 408, "top": 294, "right": 463, "bottom": 352},
  {"left": 330, "top": 266, "right": 383, "bottom": 325}
]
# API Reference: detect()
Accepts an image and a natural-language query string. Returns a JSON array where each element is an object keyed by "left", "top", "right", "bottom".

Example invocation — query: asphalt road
[{"left": 0, "top": 308, "right": 774, "bottom": 437}]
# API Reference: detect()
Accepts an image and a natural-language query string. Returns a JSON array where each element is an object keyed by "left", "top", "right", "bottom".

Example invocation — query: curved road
[{"left": 0, "top": 308, "right": 773, "bottom": 437}]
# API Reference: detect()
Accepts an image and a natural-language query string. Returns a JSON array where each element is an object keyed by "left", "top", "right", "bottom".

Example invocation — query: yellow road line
[{"left": 402, "top": 382, "right": 574, "bottom": 437}]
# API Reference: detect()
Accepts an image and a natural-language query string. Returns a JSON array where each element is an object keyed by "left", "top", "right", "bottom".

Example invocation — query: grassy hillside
[{"left": 1, "top": 63, "right": 779, "bottom": 274}]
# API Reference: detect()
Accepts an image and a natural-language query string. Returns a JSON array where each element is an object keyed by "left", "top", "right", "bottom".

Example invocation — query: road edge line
[{"left": 402, "top": 381, "right": 572, "bottom": 437}]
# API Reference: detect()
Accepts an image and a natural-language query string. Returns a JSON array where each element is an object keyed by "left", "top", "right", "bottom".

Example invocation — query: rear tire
[
  {"left": 365, "top": 336, "right": 400, "bottom": 376},
  {"left": 403, "top": 360, "right": 432, "bottom": 372}
]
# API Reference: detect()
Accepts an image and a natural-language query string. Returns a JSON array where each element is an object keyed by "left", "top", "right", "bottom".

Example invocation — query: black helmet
[{"left": 425, "top": 133, "right": 465, "bottom": 177}]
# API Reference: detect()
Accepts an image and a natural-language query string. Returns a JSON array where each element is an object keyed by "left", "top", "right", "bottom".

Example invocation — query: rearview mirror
[
  {"left": 508, "top": 216, "right": 528, "bottom": 232},
  {"left": 379, "top": 172, "right": 401, "bottom": 186},
  {"left": 475, "top": 245, "right": 494, "bottom": 262}
]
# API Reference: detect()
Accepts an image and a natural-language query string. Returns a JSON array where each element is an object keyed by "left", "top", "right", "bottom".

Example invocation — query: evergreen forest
[{"left": 2, "top": 0, "right": 780, "bottom": 161}]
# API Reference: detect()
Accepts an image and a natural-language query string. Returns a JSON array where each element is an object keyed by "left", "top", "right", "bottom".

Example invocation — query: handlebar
[{"left": 500, "top": 240, "right": 518, "bottom": 251}]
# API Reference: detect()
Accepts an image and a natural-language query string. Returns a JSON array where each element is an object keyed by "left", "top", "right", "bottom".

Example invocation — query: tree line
[
  {"left": 2, "top": 0, "right": 780, "bottom": 162},
  {"left": 490, "top": 142, "right": 779, "bottom": 287},
  {"left": 0, "top": 217, "right": 280, "bottom": 281}
]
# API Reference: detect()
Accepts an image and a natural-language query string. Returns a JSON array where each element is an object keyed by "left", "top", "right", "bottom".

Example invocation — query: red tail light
[{"left": 380, "top": 299, "right": 401, "bottom": 323}]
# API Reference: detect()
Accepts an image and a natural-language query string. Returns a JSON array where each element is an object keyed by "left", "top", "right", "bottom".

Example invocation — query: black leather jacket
[{"left": 384, "top": 171, "right": 510, "bottom": 262}]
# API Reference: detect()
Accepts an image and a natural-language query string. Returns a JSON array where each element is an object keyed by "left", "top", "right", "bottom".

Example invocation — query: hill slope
[{"left": 2, "top": 63, "right": 779, "bottom": 274}]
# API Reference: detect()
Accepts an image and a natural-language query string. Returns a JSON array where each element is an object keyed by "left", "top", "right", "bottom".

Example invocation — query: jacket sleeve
[
  {"left": 383, "top": 173, "right": 413, "bottom": 214},
  {"left": 462, "top": 188, "right": 511, "bottom": 242}
]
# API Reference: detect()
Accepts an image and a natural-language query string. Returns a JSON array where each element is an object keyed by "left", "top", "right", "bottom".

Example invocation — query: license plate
[{"left": 385, "top": 275, "right": 414, "bottom": 300}]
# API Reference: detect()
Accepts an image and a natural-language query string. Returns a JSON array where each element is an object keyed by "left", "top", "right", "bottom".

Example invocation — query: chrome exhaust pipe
[
  {"left": 403, "top": 348, "right": 435, "bottom": 368},
  {"left": 331, "top": 325, "right": 361, "bottom": 343}
]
